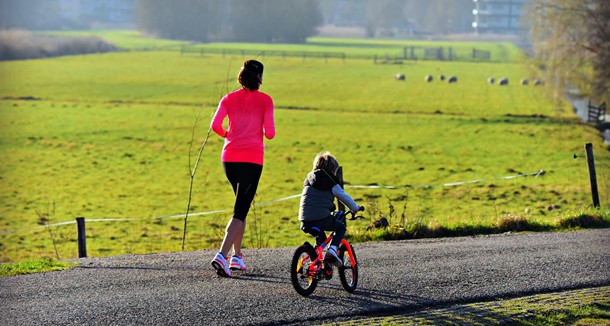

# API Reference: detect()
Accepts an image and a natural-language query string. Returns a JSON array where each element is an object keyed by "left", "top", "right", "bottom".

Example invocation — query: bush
[
  {"left": 0, "top": 29, "right": 118, "bottom": 61},
  {"left": 558, "top": 210, "right": 610, "bottom": 229}
]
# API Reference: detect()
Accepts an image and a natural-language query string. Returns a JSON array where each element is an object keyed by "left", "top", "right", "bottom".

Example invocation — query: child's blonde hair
[{"left": 312, "top": 151, "right": 339, "bottom": 175}]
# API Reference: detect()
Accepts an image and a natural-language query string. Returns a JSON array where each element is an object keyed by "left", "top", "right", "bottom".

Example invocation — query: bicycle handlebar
[{"left": 343, "top": 206, "right": 365, "bottom": 220}]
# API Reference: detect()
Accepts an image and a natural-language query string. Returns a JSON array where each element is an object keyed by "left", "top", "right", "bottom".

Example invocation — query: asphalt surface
[{"left": 1, "top": 229, "right": 609, "bottom": 325}]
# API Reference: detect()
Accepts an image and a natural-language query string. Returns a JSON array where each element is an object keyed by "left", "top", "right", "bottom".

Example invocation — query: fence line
[
  {"left": 178, "top": 45, "right": 499, "bottom": 63},
  {"left": 2, "top": 161, "right": 608, "bottom": 262},
  {"left": 180, "top": 46, "right": 347, "bottom": 62},
  {"left": 0, "top": 169, "right": 546, "bottom": 236},
  {"left": 347, "top": 170, "right": 545, "bottom": 190}
]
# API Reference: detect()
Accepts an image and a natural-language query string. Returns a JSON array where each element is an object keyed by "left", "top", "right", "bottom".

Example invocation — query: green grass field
[
  {"left": 1, "top": 32, "right": 608, "bottom": 262},
  {"left": 48, "top": 30, "right": 523, "bottom": 62}
]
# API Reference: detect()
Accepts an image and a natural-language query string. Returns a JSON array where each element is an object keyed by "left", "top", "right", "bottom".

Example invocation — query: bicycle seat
[{"left": 301, "top": 226, "right": 322, "bottom": 237}]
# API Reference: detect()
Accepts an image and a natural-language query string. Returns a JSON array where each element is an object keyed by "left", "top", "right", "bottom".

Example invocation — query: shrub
[
  {"left": 496, "top": 214, "right": 531, "bottom": 232},
  {"left": 0, "top": 29, "right": 118, "bottom": 61},
  {"left": 558, "top": 210, "right": 610, "bottom": 228}
]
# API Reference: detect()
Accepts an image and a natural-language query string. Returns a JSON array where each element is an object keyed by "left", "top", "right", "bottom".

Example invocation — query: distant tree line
[
  {"left": 318, "top": 0, "right": 474, "bottom": 37},
  {"left": 0, "top": 0, "right": 137, "bottom": 30},
  {"left": 0, "top": 0, "right": 62, "bottom": 30},
  {"left": 135, "top": 0, "right": 323, "bottom": 43},
  {"left": 0, "top": 0, "right": 476, "bottom": 41}
]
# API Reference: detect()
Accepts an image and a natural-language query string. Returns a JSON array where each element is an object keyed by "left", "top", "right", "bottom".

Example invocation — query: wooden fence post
[
  {"left": 76, "top": 217, "right": 87, "bottom": 258},
  {"left": 336, "top": 167, "right": 346, "bottom": 211},
  {"left": 585, "top": 143, "right": 600, "bottom": 207}
]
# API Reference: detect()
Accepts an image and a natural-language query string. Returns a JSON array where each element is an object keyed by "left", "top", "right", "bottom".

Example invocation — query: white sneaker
[
  {"left": 324, "top": 247, "right": 342, "bottom": 267},
  {"left": 211, "top": 252, "right": 231, "bottom": 277},
  {"left": 229, "top": 255, "right": 247, "bottom": 271}
]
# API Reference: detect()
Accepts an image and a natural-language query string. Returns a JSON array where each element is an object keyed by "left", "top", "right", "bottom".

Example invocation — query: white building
[{"left": 472, "top": 0, "right": 529, "bottom": 34}]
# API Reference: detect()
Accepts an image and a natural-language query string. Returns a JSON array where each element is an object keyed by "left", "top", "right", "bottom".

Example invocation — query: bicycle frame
[
  {"left": 292, "top": 207, "right": 364, "bottom": 295},
  {"left": 299, "top": 232, "right": 356, "bottom": 278}
]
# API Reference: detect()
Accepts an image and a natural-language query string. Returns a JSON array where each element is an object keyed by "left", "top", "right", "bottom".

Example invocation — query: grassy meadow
[
  {"left": 0, "top": 31, "right": 608, "bottom": 262},
  {"left": 49, "top": 30, "right": 523, "bottom": 62}
]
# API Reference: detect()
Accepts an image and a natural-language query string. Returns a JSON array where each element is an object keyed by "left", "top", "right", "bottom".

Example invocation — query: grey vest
[{"left": 298, "top": 169, "right": 338, "bottom": 222}]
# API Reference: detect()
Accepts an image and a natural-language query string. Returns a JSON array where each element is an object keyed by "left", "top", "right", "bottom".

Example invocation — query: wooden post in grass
[
  {"left": 76, "top": 217, "right": 87, "bottom": 258},
  {"left": 336, "top": 166, "right": 345, "bottom": 212},
  {"left": 585, "top": 143, "right": 600, "bottom": 207}
]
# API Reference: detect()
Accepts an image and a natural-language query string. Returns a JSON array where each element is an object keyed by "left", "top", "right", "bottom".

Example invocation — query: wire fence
[
  {"left": 2, "top": 151, "right": 608, "bottom": 263},
  {"left": 178, "top": 45, "right": 498, "bottom": 63},
  {"left": 180, "top": 46, "right": 347, "bottom": 62}
]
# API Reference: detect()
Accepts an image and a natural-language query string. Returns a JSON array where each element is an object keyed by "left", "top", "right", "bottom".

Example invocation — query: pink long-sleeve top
[{"left": 211, "top": 88, "right": 276, "bottom": 165}]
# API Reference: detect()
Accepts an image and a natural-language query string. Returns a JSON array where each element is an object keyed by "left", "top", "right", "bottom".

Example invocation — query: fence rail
[
  {"left": 178, "top": 45, "right": 496, "bottom": 63},
  {"left": 2, "top": 156, "right": 608, "bottom": 263},
  {"left": 180, "top": 46, "right": 347, "bottom": 62}
]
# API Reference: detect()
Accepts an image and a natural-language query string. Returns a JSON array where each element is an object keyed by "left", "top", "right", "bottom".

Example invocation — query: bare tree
[
  {"left": 364, "top": 0, "right": 406, "bottom": 37},
  {"left": 231, "top": 0, "right": 322, "bottom": 43},
  {"left": 527, "top": 0, "right": 610, "bottom": 103},
  {"left": 136, "top": 0, "right": 221, "bottom": 42}
]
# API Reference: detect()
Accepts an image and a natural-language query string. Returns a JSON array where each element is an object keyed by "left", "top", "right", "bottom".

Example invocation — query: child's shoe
[
  {"left": 211, "top": 252, "right": 231, "bottom": 277},
  {"left": 324, "top": 247, "right": 342, "bottom": 267},
  {"left": 229, "top": 255, "right": 247, "bottom": 271}
]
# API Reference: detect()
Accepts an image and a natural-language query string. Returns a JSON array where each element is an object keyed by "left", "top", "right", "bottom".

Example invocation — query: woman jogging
[{"left": 210, "top": 60, "right": 276, "bottom": 277}]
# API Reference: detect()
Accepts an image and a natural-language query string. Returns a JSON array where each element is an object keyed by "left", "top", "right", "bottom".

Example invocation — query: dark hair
[{"left": 238, "top": 60, "right": 264, "bottom": 90}]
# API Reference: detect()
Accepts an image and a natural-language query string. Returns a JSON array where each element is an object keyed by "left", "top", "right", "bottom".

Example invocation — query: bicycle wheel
[
  {"left": 290, "top": 244, "right": 318, "bottom": 296},
  {"left": 338, "top": 243, "right": 358, "bottom": 293}
]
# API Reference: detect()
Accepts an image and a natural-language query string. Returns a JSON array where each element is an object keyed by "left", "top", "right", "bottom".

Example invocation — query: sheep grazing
[
  {"left": 448, "top": 76, "right": 457, "bottom": 83},
  {"left": 499, "top": 78, "right": 509, "bottom": 86},
  {"left": 521, "top": 79, "right": 529, "bottom": 85},
  {"left": 488, "top": 77, "right": 495, "bottom": 84},
  {"left": 425, "top": 75, "right": 433, "bottom": 82},
  {"left": 439, "top": 74, "right": 446, "bottom": 81},
  {"left": 395, "top": 73, "right": 405, "bottom": 81},
  {"left": 534, "top": 79, "right": 544, "bottom": 86}
]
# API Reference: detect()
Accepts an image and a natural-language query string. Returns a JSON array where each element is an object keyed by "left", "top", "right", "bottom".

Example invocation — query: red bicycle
[{"left": 290, "top": 207, "right": 365, "bottom": 296}]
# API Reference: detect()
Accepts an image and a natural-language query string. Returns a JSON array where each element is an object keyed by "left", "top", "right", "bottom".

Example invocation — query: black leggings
[
  {"left": 223, "top": 162, "right": 263, "bottom": 221},
  {"left": 301, "top": 215, "right": 346, "bottom": 248}
]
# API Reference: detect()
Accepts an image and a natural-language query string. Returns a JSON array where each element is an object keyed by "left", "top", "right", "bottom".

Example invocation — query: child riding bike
[{"left": 298, "top": 151, "right": 361, "bottom": 267}]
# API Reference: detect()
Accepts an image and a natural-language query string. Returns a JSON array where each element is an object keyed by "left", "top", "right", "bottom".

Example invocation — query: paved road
[{"left": 1, "top": 229, "right": 609, "bottom": 325}]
